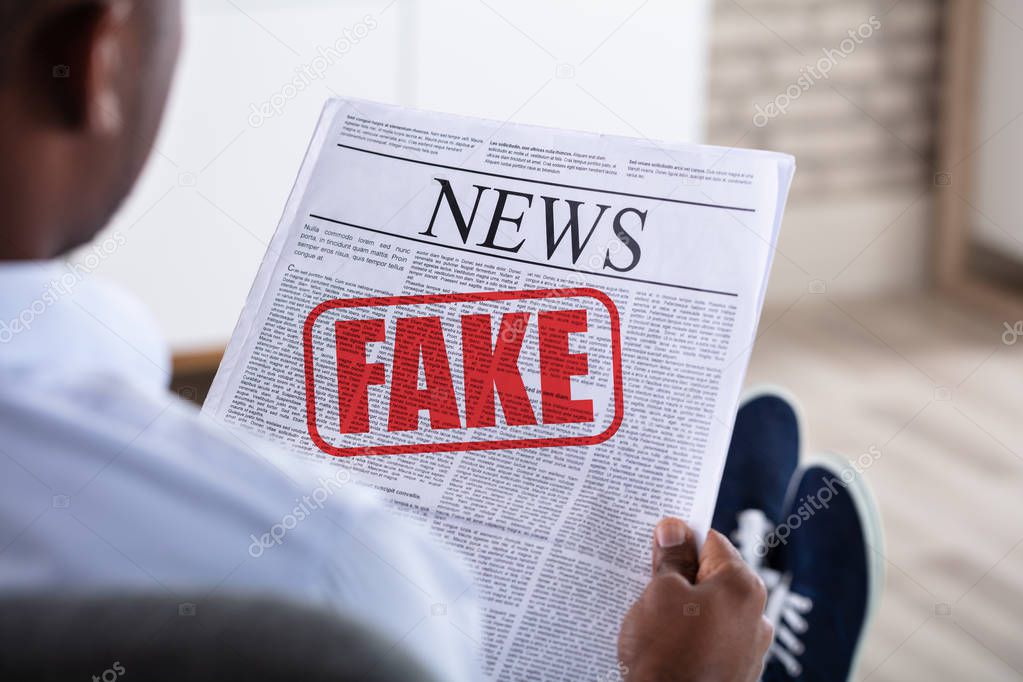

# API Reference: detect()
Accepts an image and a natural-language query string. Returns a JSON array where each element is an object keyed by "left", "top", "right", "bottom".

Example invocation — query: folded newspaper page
[{"left": 204, "top": 97, "right": 794, "bottom": 679}]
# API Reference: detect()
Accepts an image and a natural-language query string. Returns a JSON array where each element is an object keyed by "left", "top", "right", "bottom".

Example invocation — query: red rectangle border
[{"left": 303, "top": 287, "right": 624, "bottom": 457}]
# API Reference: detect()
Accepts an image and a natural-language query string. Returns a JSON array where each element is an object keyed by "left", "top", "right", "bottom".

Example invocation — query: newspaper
[{"left": 204, "top": 97, "right": 794, "bottom": 679}]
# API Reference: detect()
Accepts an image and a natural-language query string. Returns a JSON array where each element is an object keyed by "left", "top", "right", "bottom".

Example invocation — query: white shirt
[{"left": 0, "top": 260, "right": 481, "bottom": 680}]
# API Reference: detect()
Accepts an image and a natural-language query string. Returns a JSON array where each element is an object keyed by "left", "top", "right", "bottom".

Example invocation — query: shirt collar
[{"left": 0, "top": 260, "right": 171, "bottom": 389}]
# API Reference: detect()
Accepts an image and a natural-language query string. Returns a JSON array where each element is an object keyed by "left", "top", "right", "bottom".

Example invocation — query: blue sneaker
[
  {"left": 712, "top": 388, "right": 803, "bottom": 569},
  {"left": 761, "top": 454, "right": 884, "bottom": 681}
]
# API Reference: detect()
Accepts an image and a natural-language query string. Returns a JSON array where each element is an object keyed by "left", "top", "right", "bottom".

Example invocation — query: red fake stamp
[{"left": 303, "top": 288, "right": 623, "bottom": 456}]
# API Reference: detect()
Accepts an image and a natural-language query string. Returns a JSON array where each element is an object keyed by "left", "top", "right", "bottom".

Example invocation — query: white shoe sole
[{"left": 790, "top": 452, "right": 886, "bottom": 682}]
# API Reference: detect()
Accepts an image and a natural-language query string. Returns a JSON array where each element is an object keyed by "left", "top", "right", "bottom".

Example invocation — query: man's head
[{"left": 0, "top": 0, "right": 181, "bottom": 259}]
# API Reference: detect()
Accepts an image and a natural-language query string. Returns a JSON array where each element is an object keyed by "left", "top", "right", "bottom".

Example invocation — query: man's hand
[{"left": 618, "top": 518, "right": 773, "bottom": 682}]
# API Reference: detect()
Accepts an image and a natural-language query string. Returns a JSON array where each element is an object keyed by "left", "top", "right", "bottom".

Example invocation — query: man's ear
[{"left": 28, "top": 0, "right": 132, "bottom": 134}]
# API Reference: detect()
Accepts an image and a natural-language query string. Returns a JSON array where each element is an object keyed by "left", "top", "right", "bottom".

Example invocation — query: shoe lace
[{"left": 731, "top": 510, "right": 814, "bottom": 678}]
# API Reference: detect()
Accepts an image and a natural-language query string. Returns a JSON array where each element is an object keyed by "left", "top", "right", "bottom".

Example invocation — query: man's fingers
[
  {"left": 652, "top": 517, "right": 698, "bottom": 582},
  {"left": 696, "top": 529, "right": 744, "bottom": 583}
]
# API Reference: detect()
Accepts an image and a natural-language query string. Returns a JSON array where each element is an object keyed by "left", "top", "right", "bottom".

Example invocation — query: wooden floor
[{"left": 747, "top": 295, "right": 1023, "bottom": 681}]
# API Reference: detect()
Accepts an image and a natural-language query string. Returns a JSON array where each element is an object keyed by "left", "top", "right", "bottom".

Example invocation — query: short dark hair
[
  {"left": 0, "top": 1, "right": 166, "bottom": 84},
  {"left": 0, "top": 1, "right": 51, "bottom": 39},
  {"left": 0, "top": 1, "right": 60, "bottom": 78}
]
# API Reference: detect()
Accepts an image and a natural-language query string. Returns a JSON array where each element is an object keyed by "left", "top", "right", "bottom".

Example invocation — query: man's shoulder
[
  {"left": 0, "top": 371, "right": 379, "bottom": 525},
  {"left": 0, "top": 372, "right": 481, "bottom": 680}
]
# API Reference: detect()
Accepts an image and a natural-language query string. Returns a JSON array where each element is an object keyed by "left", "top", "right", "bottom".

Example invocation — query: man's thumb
[{"left": 652, "top": 517, "right": 698, "bottom": 582}]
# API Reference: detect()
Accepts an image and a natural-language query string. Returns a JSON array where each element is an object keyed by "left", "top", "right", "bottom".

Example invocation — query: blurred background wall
[
  {"left": 706, "top": 0, "right": 944, "bottom": 300},
  {"left": 88, "top": 0, "right": 713, "bottom": 351},
  {"left": 85, "top": 0, "right": 959, "bottom": 352}
]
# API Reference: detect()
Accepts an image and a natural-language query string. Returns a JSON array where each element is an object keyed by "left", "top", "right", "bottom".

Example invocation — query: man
[{"left": 0, "top": 1, "right": 772, "bottom": 680}]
